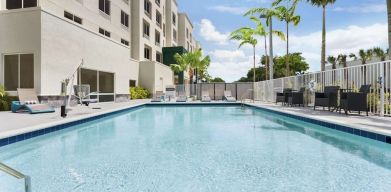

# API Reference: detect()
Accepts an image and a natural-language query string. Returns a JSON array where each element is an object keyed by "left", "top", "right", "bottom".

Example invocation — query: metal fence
[
  {"left": 255, "top": 60, "right": 391, "bottom": 116},
  {"left": 175, "top": 83, "right": 253, "bottom": 100}
]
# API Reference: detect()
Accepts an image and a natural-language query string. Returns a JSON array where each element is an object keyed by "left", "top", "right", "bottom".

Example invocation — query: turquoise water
[{"left": 1, "top": 106, "right": 391, "bottom": 192}]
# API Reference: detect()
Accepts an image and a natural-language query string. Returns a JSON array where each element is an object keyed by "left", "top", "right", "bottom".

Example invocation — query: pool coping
[{"left": 0, "top": 102, "right": 390, "bottom": 147}]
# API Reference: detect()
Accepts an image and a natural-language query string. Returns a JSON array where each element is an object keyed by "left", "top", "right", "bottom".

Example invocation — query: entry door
[{"left": 79, "top": 68, "right": 115, "bottom": 102}]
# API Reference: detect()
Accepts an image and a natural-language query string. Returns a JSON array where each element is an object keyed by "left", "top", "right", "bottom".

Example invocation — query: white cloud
[
  {"left": 209, "top": 5, "right": 248, "bottom": 15},
  {"left": 333, "top": 4, "right": 386, "bottom": 13},
  {"left": 199, "top": 19, "right": 230, "bottom": 45}
]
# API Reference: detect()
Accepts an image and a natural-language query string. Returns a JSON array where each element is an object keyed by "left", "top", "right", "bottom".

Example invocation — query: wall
[
  {"left": 40, "top": 10, "right": 138, "bottom": 96},
  {"left": 0, "top": 8, "right": 42, "bottom": 95},
  {"left": 139, "top": 61, "right": 173, "bottom": 93}
]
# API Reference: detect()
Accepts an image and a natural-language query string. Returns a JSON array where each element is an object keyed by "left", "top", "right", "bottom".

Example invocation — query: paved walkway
[{"left": 247, "top": 102, "right": 391, "bottom": 137}]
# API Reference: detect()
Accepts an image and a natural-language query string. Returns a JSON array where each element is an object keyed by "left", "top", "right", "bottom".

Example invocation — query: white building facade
[{"left": 0, "top": 0, "right": 199, "bottom": 104}]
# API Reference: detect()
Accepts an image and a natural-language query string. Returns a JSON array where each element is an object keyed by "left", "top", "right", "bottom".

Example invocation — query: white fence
[{"left": 255, "top": 60, "right": 391, "bottom": 116}]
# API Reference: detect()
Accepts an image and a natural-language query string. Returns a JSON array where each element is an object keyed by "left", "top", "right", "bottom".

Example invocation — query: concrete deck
[
  {"left": 247, "top": 102, "right": 391, "bottom": 137},
  {"left": 1, "top": 100, "right": 391, "bottom": 140}
]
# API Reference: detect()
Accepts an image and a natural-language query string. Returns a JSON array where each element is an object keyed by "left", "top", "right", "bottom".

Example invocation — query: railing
[
  {"left": 254, "top": 60, "right": 391, "bottom": 116},
  {"left": 175, "top": 83, "right": 253, "bottom": 100},
  {"left": 0, "top": 162, "right": 32, "bottom": 192}
]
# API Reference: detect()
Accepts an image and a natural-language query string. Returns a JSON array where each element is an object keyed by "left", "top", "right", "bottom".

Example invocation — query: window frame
[
  {"left": 2, "top": 53, "right": 35, "bottom": 91},
  {"left": 6, "top": 0, "right": 37, "bottom": 10},
  {"left": 121, "top": 10, "right": 129, "bottom": 28},
  {"left": 99, "top": 0, "right": 111, "bottom": 16},
  {"left": 64, "top": 11, "right": 83, "bottom": 25},
  {"left": 143, "top": 21, "right": 150, "bottom": 38},
  {"left": 99, "top": 28, "right": 111, "bottom": 38}
]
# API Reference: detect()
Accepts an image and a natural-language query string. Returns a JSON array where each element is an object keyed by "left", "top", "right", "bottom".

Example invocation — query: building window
[
  {"left": 172, "top": 12, "right": 176, "bottom": 25},
  {"left": 99, "top": 0, "right": 111, "bottom": 15},
  {"left": 144, "top": 0, "right": 151, "bottom": 16},
  {"left": 143, "top": 21, "right": 150, "bottom": 38},
  {"left": 6, "top": 0, "right": 37, "bottom": 10},
  {"left": 190, "top": 33, "right": 192, "bottom": 42},
  {"left": 64, "top": 11, "right": 83, "bottom": 24},
  {"left": 121, "top": 11, "right": 129, "bottom": 27},
  {"left": 155, "top": 30, "right": 160, "bottom": 46},
  {"left": 99, "top": 28, "right": 111, "bottom": 37},
  {"left": 144, "top": 46, "right": 151, "bottom": 60},
  {"left": 129, "top": 80, "right": 136, "bottom": 87},
  {"left": 155, "top": 0, "right": 160, "bottom": 6},
  {"left": 163, "top": 24, "right": 166, "bottom": 37},
  {"left": 156, "top": 52, "right": 162, "bottom": 63},
  {"left": 186, "top": 28, "right": 189, "bottom": 39},
  {"left": 173, "top": 29, "right": 177, "bottom": 42},
  {"left": 4, "top": 54, "right": 34, "bottom": 91},
  {"left": 187, "top": 42, "right": 190, "bottom": 51},
  {"left": 121, "top": 39, "right": 129, "bottom": 46},
  {"left": 156, "top": 11, "right": 162, "bottom": 28},
  {"left": 79, "top": 68, "right": 115, "bottom": 102}
]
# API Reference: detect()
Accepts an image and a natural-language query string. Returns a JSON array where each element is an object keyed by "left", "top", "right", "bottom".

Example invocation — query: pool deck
[{"left": 1, "top": 100, "right": 391, "bottom": 140}]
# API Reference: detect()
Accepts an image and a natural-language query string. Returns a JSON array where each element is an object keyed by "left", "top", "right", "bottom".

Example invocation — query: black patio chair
[
  {"left": 339, "top": 85, "right": 371, "bottom": 116},
  {"left": 288, "top": 87, "right": 305, "bottom": 107},
  {"left": 276, "top": 88, "right": 292, "bottom": 105},
  {"left": 314, "top": 86, "right": 340, "bottom": 111}
]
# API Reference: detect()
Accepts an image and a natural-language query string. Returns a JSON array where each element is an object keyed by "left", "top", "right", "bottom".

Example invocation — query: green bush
[
  {"left": 0, "top": 85, "right": 15, "bottom": 111},
  {"left": 130, "top": 86, "right": 150, "bottom": 100}
]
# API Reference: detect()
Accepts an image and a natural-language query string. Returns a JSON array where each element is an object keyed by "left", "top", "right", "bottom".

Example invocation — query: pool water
[{"left": 1, "top": 106, "right": 391, "bottom": 192}]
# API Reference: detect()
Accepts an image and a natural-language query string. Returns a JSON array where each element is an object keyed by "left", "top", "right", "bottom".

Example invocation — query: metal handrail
[{"left": 0, "top": 162, "right": 32, "bottom": 192}]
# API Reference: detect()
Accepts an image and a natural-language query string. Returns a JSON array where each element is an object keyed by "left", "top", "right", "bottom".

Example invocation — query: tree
[
  {"left": 237, "top": 67, "right": 267, "bottom": 82},
  {"left": 274, "top": 52, "right": 309, "bottom": 78},
  {"left": 388, "top": 0, "right": 391, "bottom": 59},
  {"left": 373, "top": 47, "right": 387, "bottom": 61},
  {"left": 349, "top": 53, "right": 357, "bottom": 61},
  {"left": 327, "top": 56, "right": 337, "bottom": 70},
  {"left": 275, "top": 4, "right": 300, "bottom": 76},
  {"left": 359, "top": 49, "right": 373, "bottom": 65},
  {"left": 210, "top": 77, "right": 225, "bottom": 83},
  {"left": 337, "top": 54, "right": 347, "bottom": 68}
]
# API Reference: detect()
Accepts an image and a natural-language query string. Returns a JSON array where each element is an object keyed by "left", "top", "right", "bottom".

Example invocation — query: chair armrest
[{"left": 315, "top": 92, "right": 325, "bottom": 98}]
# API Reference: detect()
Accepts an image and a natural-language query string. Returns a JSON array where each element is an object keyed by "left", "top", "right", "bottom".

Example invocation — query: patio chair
[
  {"left": 223, "top": 90, "right": 236, "bottom": 102},
  {"left": 151, "top": 91, "right": 164, "bottom": 102},
  {"left": 11, "top": 89, "right": 55, "bottom": 114},
  {"left": 339, "top": 84, "right": 371, "bottom": 116},
  {"left": 201, "top": 91, "right": 211, "bottom": 102},
  {"left": 288, "top": 87, "right": 305, "bottom": 107},
  {"left": 276, "top": 88, "right": 292, "bottom": 105},
  {"left": 176, "top": 91, "right": 187, "bottom": 102},
  {"left": 73, "top": 85, "right": 98, "bottom": 106},
  {"left": 314, "top": 86, "right": 340, "bottom": 111}
]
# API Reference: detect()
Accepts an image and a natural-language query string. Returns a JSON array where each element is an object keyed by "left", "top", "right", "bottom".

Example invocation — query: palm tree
[
  {"left": 248, "top": 17, "right": 285, "bottom": 80},
  {"left": 275, "top": 4, "right": 300, "bottom": 76},
  {"left": 171, "top": 49, "right": 210, "bottom": 84},
  {"left": 327, "top": 56, "right": 337, "bottom": 70},
  {"left": 230, "top": 27, "right": 258, "bottom": 88},
  {"left": 373, "top": 47, "right": 387, "bottom": 61},
  {"left": 359, "top": 49, "right": 373, "bottom": 65},
  {"left": 337, "top": 54, "right": 347, "bottom": 68},
  {"left": 245, "top": 7, "right": 281, "bottom": 80},
  {"left": 349, "top": 53, "right": 357, "bottom": 61},
  {"left": 306, "top": 0, "right": 336, "bottom": 72}
]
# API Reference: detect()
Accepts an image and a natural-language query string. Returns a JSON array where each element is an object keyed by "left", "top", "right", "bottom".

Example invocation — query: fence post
[{"left": 380, "top": 62, "right": 385, "bottom": 117}]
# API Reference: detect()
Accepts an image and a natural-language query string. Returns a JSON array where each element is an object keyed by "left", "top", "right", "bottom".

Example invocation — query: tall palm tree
[
  {"left": 275, "top": 4, "right": 300, "bottom": 76},
  {"left": 171, "top": 49, "right": 210, "bottom": 84},
  {"left": 327, "top": 56, "right": 337, "bottom": 70},
  {"left": 337, "top": 54, "right": 348, "bottom": 86},
  {"left": 373, "top": 47, "right": 387, "bottom": 61},
  {"left": 349, "top": 53, "right": 357, "bottom": 61},
  {"left": 249, "top": 17, "right": 285, "bottom": 80},
  {"left": 245, "top": 7, "right": 281, "bottom": 80},
  {"left": 359, "top": 49, "right": 373, "bottom": 65},
  {"left": 307, "top": 0, "right": 336, "bottom": 72},
  {"left": 230, "top": 27, "right": 258, "bottom": 99}
]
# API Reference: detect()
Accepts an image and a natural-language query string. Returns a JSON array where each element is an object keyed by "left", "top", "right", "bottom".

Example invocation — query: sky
[{"left": 176, "top": 0, "right": 389, "bottom": 82}]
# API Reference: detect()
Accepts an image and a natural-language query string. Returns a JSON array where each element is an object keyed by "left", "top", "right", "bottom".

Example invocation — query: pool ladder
[{"left": 0, "top": 162, "right": 32, "bottom": 192}]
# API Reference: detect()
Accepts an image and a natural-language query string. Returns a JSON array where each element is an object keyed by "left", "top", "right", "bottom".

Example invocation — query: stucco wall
[{"left": 139, "top": 61, "right": 173, "bottom": 93}]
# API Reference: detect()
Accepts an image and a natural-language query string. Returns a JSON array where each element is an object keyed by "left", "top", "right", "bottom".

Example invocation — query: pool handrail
[{"left": 0, "top": 162, "right": 32, "bottom": 192}]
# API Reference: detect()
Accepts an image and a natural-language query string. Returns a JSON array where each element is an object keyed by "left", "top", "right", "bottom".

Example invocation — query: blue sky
[{"left": 177, "top": 0, "right": 388, "bottom": 82}]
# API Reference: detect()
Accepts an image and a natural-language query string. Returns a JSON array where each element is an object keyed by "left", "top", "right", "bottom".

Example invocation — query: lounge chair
[
  {"left": 151, "top": 91, "right": 164, "bottom": 102},
  {"left": 339, "top": 85, "right": 371, "bottom": 116},
  {"left": 201, "top": 91, "right": 211, "bottom": 102},
  {"left": 73, "top": 85, "right": 98, "bottom": 106},
  {"left": 287, "top": 87, "right": 305, "bottom": 107},
  {"left": 276, "top": 88, "right": 292, "bottom": 105},
  {"left": 314, "top": 86, "right": 340, "bottom": 111},
  {"left": 223, "top": 90, "right": 236, "bottom": 102},
  {"left": 11, "top": 89, "right": 55, "bottom": 114},
  {"left": 176, "top": 91, "right": 187, "bottom": 102}
]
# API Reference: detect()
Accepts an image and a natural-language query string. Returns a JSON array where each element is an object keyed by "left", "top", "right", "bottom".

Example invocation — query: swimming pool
[{"left": 1, "top": 105, "right": 391, "bottom": 192}]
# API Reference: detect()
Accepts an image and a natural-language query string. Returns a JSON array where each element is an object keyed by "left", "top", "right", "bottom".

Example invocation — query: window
[
  {"left": 156, "top": 11, "right": 162, "bottom": 27},
  {"left": 6, "top": 0, "right": 37, "bottom": 10},
  {"left": 173, "top": 29, "right": 177, "bottom": 42},
  {"left": 155, "top": 30, "right": 160, "bottom": 46},
  {"left": 129, "top": 80, "right": 136, "bottom": 87},
  {"left": 143, "top": 21, "right": 150, "bottom": 38},
  {"left": 79, "top": 68, "right": 115, "bottom": 102},
  {"left": 155, "top": 0, "right": 160, "bottom": 6},
  {"left": 99, "top": 0, "right": 111, "bottom": 15},
  {"left": 121, "top": 11, "right": 129, "bottom": 27},
  {"left": 121, "top": 39, "right": 129, "bottom": 46},
  {"left": 186, "top": 28, "right": 189, "bottom": 39},
  {"left": 163, "top": 24, "right": 166, "bottom": 37},
  {"left": 99, "top": 28, "right": 111, "bottom": 37},
  {"left": 172, "top": 13, "right": 176, "bottom": 25},
  {"left": 144, "top": 46, "right": 151, "bottom": 60},
  {"left": 190, "top": 33, "right": 192, "bottom": 42},
  {"left": 187, "top": 42, "right": 190, "bottom": 51},
  {"left": 156, "top": 52, "right": 162, "bottom": 63},
  {"left": 4, "top": 54, "right": 34, "bottom": 91},
  {"left": 64, "top": 11, "right": 83, "bottom": 24},
  {"left": 144, "top": 0, "right": 151, "bottom": 16}
]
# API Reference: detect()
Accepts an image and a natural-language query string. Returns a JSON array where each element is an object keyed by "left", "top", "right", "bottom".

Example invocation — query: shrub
[
  {"left": 130, "top": 86, "right": 150, "bottom": 100},
  {"left": 0, "top": 85, "right": 11, "bottom": 111}
]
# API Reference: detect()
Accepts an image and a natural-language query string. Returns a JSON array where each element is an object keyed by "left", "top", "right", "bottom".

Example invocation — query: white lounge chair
[
  {"left": 201, "top": 91, "right": 211, "bottom": 102},
  {"left": 223, "top": 90, "right": 237, "bottom": 102},
  {"left": 73, "top": 85, "right": 98, "bottom": 106},
  {"left": 176, "top": 91, "right": 187, "bottom": 102},
  {"left": 151, "top": 91, "right": 164, "bottom": 102}
]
